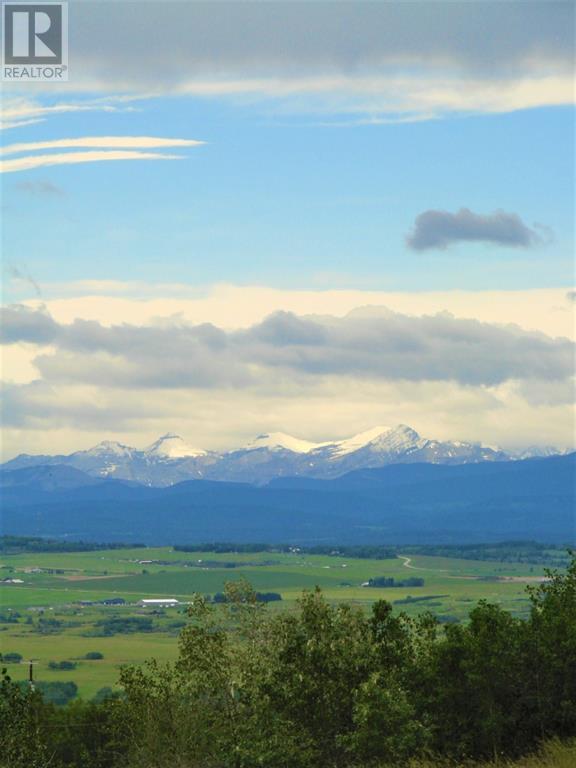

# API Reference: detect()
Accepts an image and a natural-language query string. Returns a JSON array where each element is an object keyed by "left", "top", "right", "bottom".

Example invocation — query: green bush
[{"left": 48, "top": 660, "right": 77, "bottom": 671}]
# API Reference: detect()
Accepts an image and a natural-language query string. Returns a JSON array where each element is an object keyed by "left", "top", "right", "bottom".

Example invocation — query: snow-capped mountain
[
  {"left": 329, "top": 426, "right": 412, "bottom": 457},
  {"left": 144, "top": 433, "right": 206, "bottom": 459},
  {"left": 509, "top": 445, "right": 571, "bottom": 460},
  {"left": 1, "top": 425, "right": 566, "bottom": 487},
  {"left": 81, "top": 440, "right": 135, "bottom": 458},
  {"left": 244, "top": 432, "right": 324, "bottom": 454}
]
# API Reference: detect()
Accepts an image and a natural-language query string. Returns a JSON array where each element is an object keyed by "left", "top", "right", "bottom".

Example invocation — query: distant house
[
  {"left": 139, "top": 598, "right": 179, "bottom": 607},
  {"left": 1, "top": 578, "right": 24, "bottom": 584}
]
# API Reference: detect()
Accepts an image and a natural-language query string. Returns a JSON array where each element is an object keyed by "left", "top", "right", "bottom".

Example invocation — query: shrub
[{"left": 48, "top": 661, "right": 77, "bottom": 671}]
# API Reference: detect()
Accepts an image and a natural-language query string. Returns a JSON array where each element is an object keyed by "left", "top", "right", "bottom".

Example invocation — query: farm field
[{"left": 0, "top": 545, "right": 565, "bottom": 699}]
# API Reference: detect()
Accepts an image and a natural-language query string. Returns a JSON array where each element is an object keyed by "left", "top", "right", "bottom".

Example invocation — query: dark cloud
[
  {"left": 72, "top": 2, "right": 573, "bottom": 83},
  {"left": 406, "top": 208, "right": 546, "bottom": 251},
  {"left": 2, "top": 304, "right": 573, "bottom": 390},
  {"left": 0, "top": 381, "right": 157, "bottom": 430},
  {"left": 0, "top": 304, "right": 56, "bottom": 344},
  {"left": 4, "top": 3, "right": 570, "bottom": 123}
]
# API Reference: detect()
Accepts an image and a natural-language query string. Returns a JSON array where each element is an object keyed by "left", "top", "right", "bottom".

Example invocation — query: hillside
[{"left": 2, "top": 453, "right": 574, "bottom": 545}]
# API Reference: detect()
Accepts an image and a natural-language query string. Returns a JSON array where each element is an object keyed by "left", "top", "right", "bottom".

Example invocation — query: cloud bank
[
  {"left": 1, "top": 299, "right": 574, "bottom": 456},
  {"left": 406, "top": 208, "right": 546, "bottom": 251},
  {"left": 2, "top": 304, "right": 572, "bottom": 391},
  {"left": 4, "top": 3, "right": 573, "bottom": 120}
]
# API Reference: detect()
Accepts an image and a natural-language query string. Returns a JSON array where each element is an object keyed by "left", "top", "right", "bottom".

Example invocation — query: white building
[{"left": 139, "top": 598, "right": 179, "bottom": 607}]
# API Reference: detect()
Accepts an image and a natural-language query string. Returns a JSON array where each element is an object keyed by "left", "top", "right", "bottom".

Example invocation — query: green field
[{"left": 0, "top": 545, "right": 561, "bottom": 699}]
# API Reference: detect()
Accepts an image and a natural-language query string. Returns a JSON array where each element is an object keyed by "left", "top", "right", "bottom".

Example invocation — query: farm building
[{"left": 139, "top": 598, "right": 180, "bottom": 607}]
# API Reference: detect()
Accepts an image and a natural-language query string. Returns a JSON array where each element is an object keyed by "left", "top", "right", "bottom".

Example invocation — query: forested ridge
[{"left": 2, "top": 556, "right": 575, "bottom": 768}]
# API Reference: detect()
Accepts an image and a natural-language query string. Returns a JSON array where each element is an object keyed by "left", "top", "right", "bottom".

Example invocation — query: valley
[{"left": 0, "top": 542, "right": 569, "bottom": 700}]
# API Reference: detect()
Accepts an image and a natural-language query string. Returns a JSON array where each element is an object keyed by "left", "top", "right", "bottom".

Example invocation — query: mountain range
[
  {"left": 1, "top": 424, "right": 564, "bottom": 487},
  {"left": 1, "top": 454, "right": 574, "bottom": 545}
]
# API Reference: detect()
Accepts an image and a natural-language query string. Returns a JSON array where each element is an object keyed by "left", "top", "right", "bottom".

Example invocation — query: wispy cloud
[
  {"left": 172, "top": 74, "right": 574, "bottom": 119},
  {"left": 0, "top": 136, "right": 205, "bottom": 174},
  {"left": 1, "top": 136, "right": 205, "bottom": 156},
  {"left": 14, "top": 180, "right": 64, "bottom": 197},
  {"left": 5, "top": 265, "right": 42, "bottom": 297},
  {"left": 0, "top": 97, "right": 138, "bottom": 131},
  {"left": 1, "top": 150, "right": 181, "bottom": 174}
]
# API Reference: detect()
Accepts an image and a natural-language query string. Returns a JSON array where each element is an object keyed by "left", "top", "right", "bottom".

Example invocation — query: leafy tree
[
  {"left": 38, "top": 698, "right": 125, "bottom": 768},
  {"left": 0, "top": 658, "right": 47, "bottom": 768},
  {"left": 35, "top": 680, "right": 79, "bottom": 706},
  {"left": 526, "top": 553, "right": 576, "bottom": 739}
]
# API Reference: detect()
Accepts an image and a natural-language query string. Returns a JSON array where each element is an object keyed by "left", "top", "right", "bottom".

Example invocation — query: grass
[
  {"left": 0, "top": 546, "right": 559, "bottom": 699},
  {"left": 1, "top": 633, "right": 179, "bottom": 698}
]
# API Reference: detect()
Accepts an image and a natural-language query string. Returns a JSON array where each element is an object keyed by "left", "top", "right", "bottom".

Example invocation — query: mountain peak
[
  {"left": 244, "top": 432, "right": 322, "bottom": 454},
  {"left": 330, "top": 425, "right": 420, "bottom": 457},
  {"left": 78, "top": 440, "right": 135, "bottom": 458},
  {"left": 3, "top": 426, "right": 568, "bottom": 487},
  {"left": 145, "top": 434, "right": 206, "bottom": 459}
]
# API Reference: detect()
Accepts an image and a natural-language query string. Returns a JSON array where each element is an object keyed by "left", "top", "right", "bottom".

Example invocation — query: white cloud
[
  {"left": 0, "top": 135, "right": 204, "bottom": 174},
  {"left": 0, "top": 135, "right": 204, "bottom": 173},
  {"left": 0, "top": 96, "right": 137, "bottom": 131},
  {"left": 170, "top": 73, "right": 574, "bottom": 118},
  {"left": 0, "top": 150, "right": 183, "bottom": 174},
  {"left": 1, "top": 136, "right": 205, "bottom": 156}
]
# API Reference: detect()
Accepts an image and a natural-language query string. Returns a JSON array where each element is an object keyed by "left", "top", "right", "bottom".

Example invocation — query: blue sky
[
  {"left": 3, "top": 99, "right": 574, "bottom": 293},
  {"left": 1, "top": 1, "right": 574, "bottom": 457}
]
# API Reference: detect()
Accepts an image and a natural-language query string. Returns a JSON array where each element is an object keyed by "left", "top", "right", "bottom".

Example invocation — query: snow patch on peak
[
  {"left": 245, "top": 432, "right": 322, "bottom": 454},
  {"left": 511, "top": 445, "right": 568, "bottom": 460},
  {"left": 330, "top": 425, "right": 422, "bottom": 457},
  {"left": 330, "top": 426, "right": 393, "bottom": 456},
  {"left": 78, "top": 441, "right": 135, "bottom": 458},
  {"left": 145, "top": 434, "right": 206, "bottom": 459}
]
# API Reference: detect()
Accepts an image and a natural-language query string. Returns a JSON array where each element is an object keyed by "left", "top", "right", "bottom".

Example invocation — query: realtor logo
[{"left": 2, "top": 2, "right": 68, "bottom": 80}]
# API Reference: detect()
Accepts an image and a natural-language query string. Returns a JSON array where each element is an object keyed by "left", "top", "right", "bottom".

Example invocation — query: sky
[{"left": 1, "top": 0, "right": 575, "bottom": 458}]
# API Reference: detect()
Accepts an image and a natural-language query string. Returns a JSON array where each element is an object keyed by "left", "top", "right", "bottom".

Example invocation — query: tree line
[
  {"left": 2, "top": 535, "right": 569, "bottom": 566},
  {"left": 1, "top": 556, "right": 575, "bottom": 768}
]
